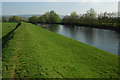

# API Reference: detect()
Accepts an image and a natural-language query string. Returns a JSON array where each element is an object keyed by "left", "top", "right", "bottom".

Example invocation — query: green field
[{"left": 2, "top": 22, "right": 119, "bottom": 78}]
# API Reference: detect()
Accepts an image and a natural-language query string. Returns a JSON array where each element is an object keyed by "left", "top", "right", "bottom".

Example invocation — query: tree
[
  {"left": 62, "top": 12, "right": 78, "bottom": 24},
  {"left": 39, "top": 11, "right": 61, "bottom": 23},
  {"left": 42, "top": 12, "right": 50, "bottom": 23},
  {"left": 69, "top": 12, "right": 78, "bottom": 24},
  {"left": 9, "top": 16, "right": 21, "bottom": 22},
  {"left": 62, "top": 15, "right": 70, "bottom": 23},
  {"left": 70, "top": 12, "right": 78, "bottom": 17},
  {"left": 38, "top": 16, "right": 46, "bottom": 23},
  {"left": 28, "top": 16, "right": 38, "bottom": 24},
  {"left": 49, "top": 10, "right": 61, "bottom": 23},
  {"left": 85, "top": 8, "right": 97, "bottom": 19}
]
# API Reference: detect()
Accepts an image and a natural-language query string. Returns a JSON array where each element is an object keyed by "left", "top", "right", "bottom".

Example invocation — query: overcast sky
[{"left": 2, "top": 0, "right": 119, "bottom": 15}]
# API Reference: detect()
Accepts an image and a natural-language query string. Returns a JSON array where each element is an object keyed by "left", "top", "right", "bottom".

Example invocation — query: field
[{"left": 2, "top": 22, "right": 119, "bottom": 78}]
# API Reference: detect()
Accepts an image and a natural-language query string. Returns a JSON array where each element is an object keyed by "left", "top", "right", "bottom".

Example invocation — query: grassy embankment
[
  {"left": 2, "top": 22, "right": 119, "bottom": 78},
  {"left": 1, "top": 22, "right": 18, "bottom": 78}
]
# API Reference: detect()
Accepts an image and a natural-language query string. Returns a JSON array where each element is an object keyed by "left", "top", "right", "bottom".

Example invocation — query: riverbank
[
  {"left": 37, "top": 23, "right": 119, "bottom": 55},
  {"left": 2, "top": 22, "right": 119, "bottom": 78}
]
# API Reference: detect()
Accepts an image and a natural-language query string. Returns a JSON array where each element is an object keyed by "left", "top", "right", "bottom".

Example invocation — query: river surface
[{"left": 38, "top": 24, "right": 120, "bottom": 55}]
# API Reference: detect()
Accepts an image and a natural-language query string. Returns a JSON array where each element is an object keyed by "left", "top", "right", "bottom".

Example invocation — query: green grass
[
  {"left": 2, "top": 22, "right": 17, "bottom": 37},
  {"left": 2, "top": 22, "right": 119, "bottom": 78},
  {"left": 0, "top": 22, "right": 1, "bottom": 37},
  {"left": 0, "top": 22, "right": 2, "bottom": 79},
  {"left": 0, "top": 57, "right": 1, "bottom": 79}
]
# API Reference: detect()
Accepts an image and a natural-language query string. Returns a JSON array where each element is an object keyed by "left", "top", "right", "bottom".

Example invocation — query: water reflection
[
  {"left": 37, "top": 24, "right": 120, "bottom": 55},
  {"left": 43, "top": 24, "right": 59, "bottom": 33},
  {"left": 63, "top": 25, "right": 78, "bottom": 39},
  {"left": 83, "top": 27, "right": 95, "bottom": 45}
]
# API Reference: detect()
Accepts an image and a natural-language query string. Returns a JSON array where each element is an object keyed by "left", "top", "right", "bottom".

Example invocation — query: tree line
[
  {"left": 63, "top": 9, "right": 120, "bottom": 30},
  {"left": 2, "top": 16, "right": 27, "bottom": 22},
  {"left": 29, "top": 11, "right": 61, "bottom": 24},
  {"left": 2, "top": 9, "right": 120, "bottom": 30}
]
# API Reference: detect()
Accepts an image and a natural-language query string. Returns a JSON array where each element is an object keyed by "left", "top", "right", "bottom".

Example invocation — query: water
[{"left": 38, "top": 24, "right": 120, "bottom": 55}]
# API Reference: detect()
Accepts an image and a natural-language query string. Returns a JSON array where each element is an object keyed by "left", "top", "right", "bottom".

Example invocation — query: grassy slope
[
  {"left": 2, "top": 22, "right": 17, "bottom": 37},
  {"left": 2, "top": 22, "right": 119, "bottom": 78}
]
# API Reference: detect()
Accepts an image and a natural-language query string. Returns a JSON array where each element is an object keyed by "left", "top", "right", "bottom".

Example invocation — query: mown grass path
[{"left": 2, "top": 22, "right": 119, "bottom": 78}]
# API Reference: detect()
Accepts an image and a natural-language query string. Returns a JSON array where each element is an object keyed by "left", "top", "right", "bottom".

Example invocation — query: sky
[
  {"left": 1, "top": 0, "right": 120, "bottom": 2},
  {"left": 1, "top": 0, "right": 120, "bottom": 15}
]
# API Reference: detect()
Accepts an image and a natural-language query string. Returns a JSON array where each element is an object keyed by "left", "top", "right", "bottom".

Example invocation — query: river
[{"left": 38, "top": 24, "right": 120, "bottom": 55}]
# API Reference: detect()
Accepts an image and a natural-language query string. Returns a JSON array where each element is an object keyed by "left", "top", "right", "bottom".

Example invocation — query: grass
[
  {"left": 2, "top": 22, "right": 18, "bottom": 37},
  {"left": 0, "top": 22, "right": 1, "bottom": 37},
  {"left": 2, "top": 22, "right": 119, "bottom": 78},
  {"left": 0, "top": 57, "right": 1, "bottom": 79},
  {"left": 0, "top": 25, "right": 1, "bottom": 78}
]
